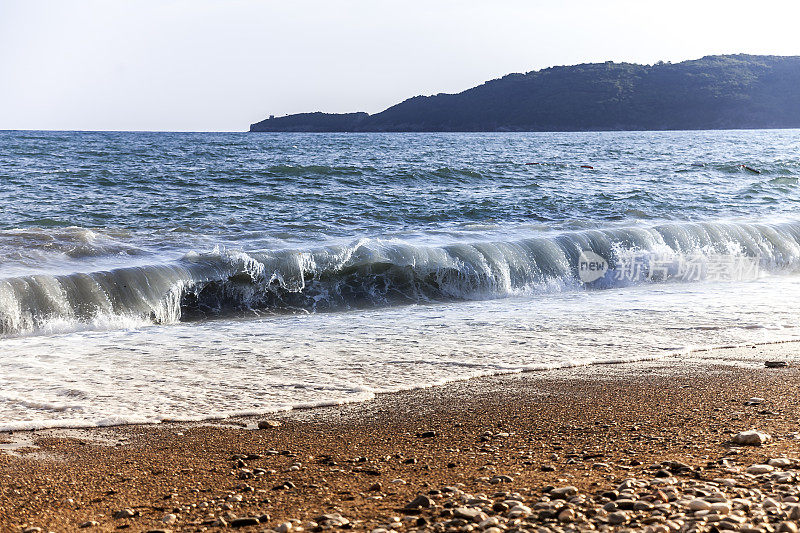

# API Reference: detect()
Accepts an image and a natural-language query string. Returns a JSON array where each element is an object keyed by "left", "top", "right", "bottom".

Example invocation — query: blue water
[{"left": 2, "top": 129, "right": 800, "bottom": 429}]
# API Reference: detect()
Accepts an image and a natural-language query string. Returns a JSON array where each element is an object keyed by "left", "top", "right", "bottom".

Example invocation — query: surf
[{"left": 2, "top": 218, "right": 800, "bottom": 338}]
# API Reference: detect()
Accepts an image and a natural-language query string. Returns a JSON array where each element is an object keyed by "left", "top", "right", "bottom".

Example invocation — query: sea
[{"left": 2, "top": 129, "right": 800, "bottom": 430}]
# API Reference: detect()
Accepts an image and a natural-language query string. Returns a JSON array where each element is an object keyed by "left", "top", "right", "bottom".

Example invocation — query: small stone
[
  {"left": 689, "top": 499, "right": 711, "bottom": 511},
  {"left": 634, "top": 501, "right": 654, "bottom": 511},
  {"left": 406, "top": 494, "right": 435, "bottom": 509},
  {"left": 765, "top": 361, "right": 788, "bottom": 368},
  {"left": 162, "top": 514, "right": 177, "bottom": 524},
  {"left": 369, "top": 482, "right": 382, "bottom": 491},
  {"left": 315, "top": 513, "right": 349, "bottom": 527},
  {"left": 79, "top": 522, "right": 99, "bottom": 529},
  {"left": 789, "top": 505, "right": 800, "bottom": 520},
  {"left": 231, "top": 517, "right": 261, "bottom": 528},
  {"left": 507, "top": 504, "right": 531, "bottom": 518},
  {"left": 492, "top": 502, "right": 509, "bottom": 513},
  {"left": 540, "top": 464, "right": 556, "bottom": 472},
  {"left": 777, "top": 522, "right": 799, "bottom": 533},
  {"left": 454, "top": 507, "right": 486, "bottom": 522},
  {"left": 745, "top": 464, "right": 774, "bottom": 474},
  {"left": 762, "top": 497, "right": 781, "bottom": 508},
  {"left": 417, "top": 430, "right": 436, "bottom": 438},
  {"left": 710, "top": 502, "right": 731, "bottom": 515},
  {"left": 608, "top": 511, "right": 630, "bottom": 525},
  {"left": 550, "top": 486, "right": 579, "bottom": 499},
  {"left": 558, "top": 508, "right": 575, "bottom": 522},
  {"left": 274, "top": 522, "right": 292, "bottom": 533},
  {"left": 489, "top": 475, "right": 513, "bottom": 484},
  {"left": 478, "top": 517, "right": 500, "bottom": 528},
  {"left": 615, "top": 499, "right": 635, "bottom": 510},
  {"left": 768, "top": 457, "right": 793, "bottom": 467},
  {"left": 257, "top": 419, "right": 282, "bottom": 429},
  {"left": 22, "top": 528, "right": 42, "bottom": 533},
  {"left": 732, "top": 430, "right": 772, "bottom": 446},
  {"left": 113, "top": 509, "right": 136, "bottom": 519}
]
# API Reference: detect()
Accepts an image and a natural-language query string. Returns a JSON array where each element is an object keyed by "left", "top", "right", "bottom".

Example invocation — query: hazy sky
[{"left": 2, "top": 0, "right": 799, "bottom": 131}]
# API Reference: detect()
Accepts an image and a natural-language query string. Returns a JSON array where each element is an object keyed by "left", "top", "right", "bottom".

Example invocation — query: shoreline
[
  {"left": 2, "top": 344, "right": 800, "bottom": 532},
  {"left": 2, "top": 337, "right": 798, "bottom": 435}
]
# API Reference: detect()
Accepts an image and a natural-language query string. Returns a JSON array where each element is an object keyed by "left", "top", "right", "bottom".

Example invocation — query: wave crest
[{"left": 2, "top": 219, "right": 800, "bottom": 337}]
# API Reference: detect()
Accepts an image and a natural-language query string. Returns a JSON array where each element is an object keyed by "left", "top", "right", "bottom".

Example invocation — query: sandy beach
[{"left": 1, "top": 342, "right": 800, "bottom": 532}]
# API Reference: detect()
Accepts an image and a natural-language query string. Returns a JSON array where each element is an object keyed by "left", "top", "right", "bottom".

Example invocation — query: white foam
[{"left": 1, "top": 273, "right": 799, "bottom": 431}]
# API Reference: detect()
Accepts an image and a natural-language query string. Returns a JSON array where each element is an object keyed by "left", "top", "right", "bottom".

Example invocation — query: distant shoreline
[
  {"left": 251, "top": 54, "right": 800, "bottom": 133},
  {"left": 249, "top": 125, "right": 800, "bottom": 133}
]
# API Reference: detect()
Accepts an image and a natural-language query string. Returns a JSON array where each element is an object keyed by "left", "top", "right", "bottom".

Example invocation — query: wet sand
[{"left": 2, "top": 343, "right": 800, "bottom": 532}]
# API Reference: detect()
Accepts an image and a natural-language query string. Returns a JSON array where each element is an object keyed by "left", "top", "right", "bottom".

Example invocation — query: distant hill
[{"left": 250, "top": 55, "right": 800, "bottom": 132}]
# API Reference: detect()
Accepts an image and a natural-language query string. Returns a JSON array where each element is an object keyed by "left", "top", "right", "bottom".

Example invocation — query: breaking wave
[{"left": 2, "top": 219, "right": 800, "bottom": 337}]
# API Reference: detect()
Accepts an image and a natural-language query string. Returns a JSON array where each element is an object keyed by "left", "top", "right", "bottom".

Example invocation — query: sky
[{"left": 1, "top": 0, "right": 800, "bottom": 132}]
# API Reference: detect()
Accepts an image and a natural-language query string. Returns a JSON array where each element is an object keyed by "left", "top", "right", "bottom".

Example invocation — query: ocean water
[{"left": 2, "top": 129, "right": 800, "bottom": 430}]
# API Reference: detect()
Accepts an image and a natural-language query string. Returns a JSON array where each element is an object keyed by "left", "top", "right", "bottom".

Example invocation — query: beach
[{"left": 3, "top": 342, "right": 800, "bottom": 532}]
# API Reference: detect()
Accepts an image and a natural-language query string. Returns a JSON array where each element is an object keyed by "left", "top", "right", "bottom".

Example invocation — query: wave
[
  {"left": 0, "top": 226, "right": 144, "bottom": 259},
  {"left": 2, "top": 219, "right": 800, "bottom": 337}
]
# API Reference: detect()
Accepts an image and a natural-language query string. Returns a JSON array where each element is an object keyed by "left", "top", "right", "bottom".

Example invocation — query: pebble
[
  {"left": 710, "top": 501, "right": 731, "bottom": 514},
  {"left": 315, "top": 513, "right": 349, "bottom": 527},
  {"left": 608, "top": 511, "right": 630, "bottom": 525},
  {"left": 615, "top": 498, "right": 635, "bottom": 510},
  {"left": 732, "top": 430, "right": 772, "bottom": 446},
  {"left": 746, "top": 464, "right": 775, "bottom": 474},
  {"left": 113, "top": 508, "right": 136, "bottom": 519},
  {"left": 274, "top": 522, "right": 293, "bottom": 533},
  {"left": 557, "top": 508, "right": 575, "bottom": 522},
  {"left": 405, "top": 494, "right": 435, "bottom": 509},
  {"left": 765, "top": 360, "right": 788, "bottom": 368},
  {"left": 78, "top": 522, "right": 99, "bottom": 529},
  {"left": 231, "top": 517, "right": 261, "bottom": 527},
  {"left": 257, "top": 419, "right": 282, "bottom": 429},
  {"left": 689, "top": 498, "right": 712, "bottom": 511},
  {"left": 550, "top": 485, "right": 579, "bottom": 499},
  {"left": 453, "top": 507, "right": 487, "bottom": 522}
]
